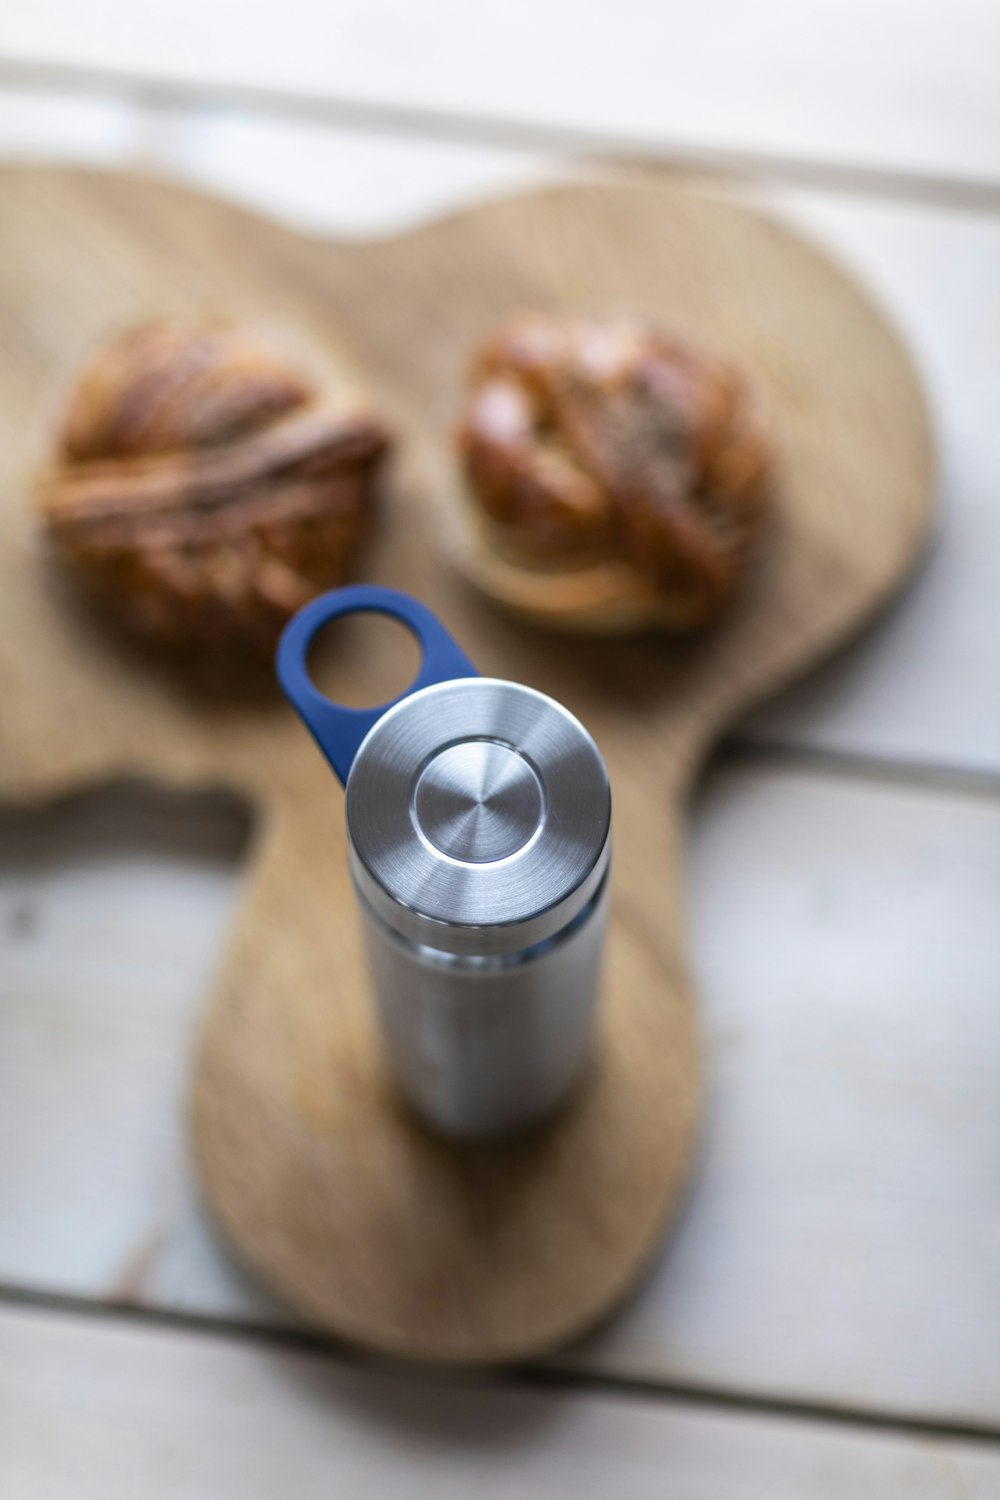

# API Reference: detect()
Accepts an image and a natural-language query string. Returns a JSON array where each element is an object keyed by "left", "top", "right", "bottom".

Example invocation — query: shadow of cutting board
[{"left": 0, "top": 166, "right": 932, "bottom": 1362}]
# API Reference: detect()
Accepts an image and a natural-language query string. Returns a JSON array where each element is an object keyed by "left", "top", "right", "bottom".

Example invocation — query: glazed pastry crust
[
  {"left": 457, "top": 314, "right": 771, "bottom": 629},
  {"left": 39, "top": 322, "right": 390, "bottom": 648}
]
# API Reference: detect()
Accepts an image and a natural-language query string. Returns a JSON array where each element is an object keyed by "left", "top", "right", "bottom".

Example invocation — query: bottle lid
[{"left": 345, "top": 678, "right": 610, "bottom": 956}]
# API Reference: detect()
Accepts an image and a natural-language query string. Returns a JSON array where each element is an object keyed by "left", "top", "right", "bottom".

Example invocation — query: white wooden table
[{"left": 1, "top": 7, "right": 999, "bottom": 1493}]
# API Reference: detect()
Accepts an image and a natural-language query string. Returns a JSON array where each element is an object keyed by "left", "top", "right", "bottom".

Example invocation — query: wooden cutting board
[{"left": 0, "top": 166, "right": 932, "bottom": 1363}]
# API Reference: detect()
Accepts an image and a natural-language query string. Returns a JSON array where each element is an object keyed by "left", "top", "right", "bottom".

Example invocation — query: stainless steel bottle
[{"left": 278, "top": 586, "right": 611, "bottom": 1141}]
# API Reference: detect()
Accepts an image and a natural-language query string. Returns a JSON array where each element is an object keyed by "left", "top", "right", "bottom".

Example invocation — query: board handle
[{"left": 276, "top": 585, "right": 478, "bottom": 786}]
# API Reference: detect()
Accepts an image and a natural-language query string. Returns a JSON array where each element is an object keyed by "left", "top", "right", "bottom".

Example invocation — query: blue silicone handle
[{"left": 276, "top": 585, "right": 478, "bottom": 786}]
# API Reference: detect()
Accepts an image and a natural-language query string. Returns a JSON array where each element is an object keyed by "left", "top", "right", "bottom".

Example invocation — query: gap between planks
[
  {"left": 2, "top": 1279, "right": 1000, "bottom": 1452},
  {"left": 3, "top": 55, "right": 1000, "bottom": 219},
  {"left": 720, "top": 739, "right": 1000, "bottom": 806}
]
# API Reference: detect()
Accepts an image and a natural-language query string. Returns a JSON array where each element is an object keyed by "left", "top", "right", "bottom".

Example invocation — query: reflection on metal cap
[{"left": 345, "top": 678, "right": 611, "bottom": 956}]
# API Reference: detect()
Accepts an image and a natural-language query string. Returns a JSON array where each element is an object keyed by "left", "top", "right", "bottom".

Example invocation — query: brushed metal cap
[{"left": 345, "top": 678, "right": 611, "bottom": 956}]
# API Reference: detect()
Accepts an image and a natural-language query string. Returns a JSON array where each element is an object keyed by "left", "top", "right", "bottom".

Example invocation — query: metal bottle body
[{"left": 354, "top": 859, "right": 611, "bottom": 1139}]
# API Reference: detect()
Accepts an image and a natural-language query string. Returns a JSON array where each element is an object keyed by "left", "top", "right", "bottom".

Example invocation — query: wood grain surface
[{"left": 0, "top": 166, "right": 932, "bottom": 1361}]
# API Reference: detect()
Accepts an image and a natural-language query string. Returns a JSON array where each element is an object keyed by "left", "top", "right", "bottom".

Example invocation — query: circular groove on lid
[{"left": 412, "top": 739, "right": 544, "bottom": 864}]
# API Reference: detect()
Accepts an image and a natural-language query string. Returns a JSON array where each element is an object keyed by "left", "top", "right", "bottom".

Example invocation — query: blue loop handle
[{"left": 276, "top": 585, "right": 478, "bottom": 786}]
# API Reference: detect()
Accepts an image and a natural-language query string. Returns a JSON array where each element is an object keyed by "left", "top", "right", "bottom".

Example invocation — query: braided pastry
[
  {"left": 456, "top": 313, "right": 772, "bottom": 631},
  {"left": 39, "top": 321, "right": 390, "bottom": 649}
]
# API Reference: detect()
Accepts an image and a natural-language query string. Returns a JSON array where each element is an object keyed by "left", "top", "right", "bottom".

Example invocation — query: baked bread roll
[
  {"left": 455, "top": 312, "right": 771, "bottom": 632},
  {"left": 39, "top": 321, "right": 391, "bottom": 649}
]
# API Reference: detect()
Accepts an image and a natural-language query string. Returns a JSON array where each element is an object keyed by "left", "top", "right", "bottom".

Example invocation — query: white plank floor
[
  {"left": 2, "top": 1, "right": 1000, "bottom": 186},
  {"left": 5, "top": 1304, "right": 1000, "bottom": 1500},
  {"left": 570, "top": 762, "right": 1000, "bottom": 1424},
  {"left": 744, "top": 190, "right": 1000, "bottom": 773},
  {"left": 0, "top": 15, "right": 998, "bottom": 1489}
]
